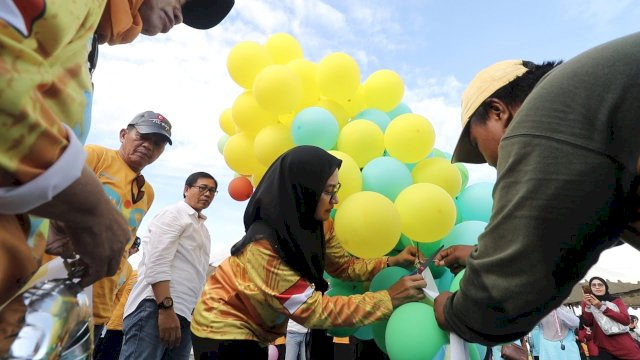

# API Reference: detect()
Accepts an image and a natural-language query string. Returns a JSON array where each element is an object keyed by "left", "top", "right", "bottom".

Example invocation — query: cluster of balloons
[{"left": 218, "top": 33, "right": 497, "bottom": 360}]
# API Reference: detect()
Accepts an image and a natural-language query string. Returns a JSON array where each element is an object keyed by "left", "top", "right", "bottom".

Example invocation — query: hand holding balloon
[
  {"left": 387, "top": 273, "right": 427, "bottom": 308},
  {"left": 434, "top": 245, "right": 474, "bottom": 275}
]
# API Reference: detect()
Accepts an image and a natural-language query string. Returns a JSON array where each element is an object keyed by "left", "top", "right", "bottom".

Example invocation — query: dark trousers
[
  {"left": 191, "top": 334, "right": 267, "bottom": 360},
  {"left": 94, "top": 330, "right": 124, "bottom": 360}
]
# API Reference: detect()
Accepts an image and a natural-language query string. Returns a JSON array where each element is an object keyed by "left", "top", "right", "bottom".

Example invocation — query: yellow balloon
[
  {"left": 227, "top": 41, "right": 273, "bottom": 89},
  {"left": 253, "top": 65, "right": 302, "bottom": 114},
  {"left": 338, "top": 86, "right": 367, "bottom": 118},
  {"left": 363, "top": 69, "right": 404, "bottom": 112},
  {"left": 219, "top": 108, "right": 237, "bottom": 136},
  {"left": 328, "top": 150, "right": 362, "bottom": 206},
  {"left": 334, "top": 191, "right": 402, "bottom": 259},
  {"left": 317, "top": 98, "right": 348, "bottom": 129},
  {"left": 278, "top": 113, "right": 296, "bottom": 127},
  {"left": 251, "top": 164, "right": 268, "bottom": 187},
  {"left": 288, "top": 59, "right": 320, "bottom": 109},
  {"left": 317, "top": 52, "right": 360, "bottom": 102},
  {"left": 223, "top": 132, "right": 262, "bottom": 175},
  {"left": 394, "top": 183, "right": 456, "bottom": 243},
  {"left": 411, "top": 158, "right": 463, "bottom": 197},
  {"left": 337, "top": 120, "right": 385, "bottom": 168},
  {"left": 231, "top": 91, "right": 278, "bottom": 135},
  {"left": 254, "top": 123, "right": 294, "bottom": 167},
  {"left": 265, "top": 32, "right": 304, "bottom": 64},
  {"left": 384, "top": 113, "right": 435, "bottom": 163}
]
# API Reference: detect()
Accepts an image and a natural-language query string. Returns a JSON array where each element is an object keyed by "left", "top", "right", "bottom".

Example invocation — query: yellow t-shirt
[
  {"left": 85, "top": 145, "right": 154, "bottom": 325},
  {"left": 106, "top": 268, "right": 137, "bottom": 331},
  {"left": 0, "top": 0, "right": 105, "bottom": 309},
  {"left": 191, "top": 220, "right": 392, "bottom": 344}
]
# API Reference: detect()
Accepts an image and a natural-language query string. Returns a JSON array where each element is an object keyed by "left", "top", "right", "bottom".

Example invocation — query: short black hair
[
  {"left": 184, "top": 172, "right": 217, "bottom": 198},
  {"left": 471, "top": 60, "right": 563, "bottom": 124}
]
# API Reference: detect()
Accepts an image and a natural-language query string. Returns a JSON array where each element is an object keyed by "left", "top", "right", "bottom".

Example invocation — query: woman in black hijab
[
  {"left": 581, "top": 276, "right": 640, "bottom": 359},
  {"left": 190, "top": 146, "right": 426, "bottom": 359}
]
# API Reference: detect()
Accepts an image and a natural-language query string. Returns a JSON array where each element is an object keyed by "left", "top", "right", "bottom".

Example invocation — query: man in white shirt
[{"left": 119, "top": 172, "right": 217, "bottom": 360}]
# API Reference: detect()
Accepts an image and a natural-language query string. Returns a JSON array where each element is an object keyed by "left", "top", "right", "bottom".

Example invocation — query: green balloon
[
  {"left": 449, "top": 269, "right": 466, "bottom": 292},
  {"left": 354, "top": 324, "right": 374, "bottom": 340},
  {"left": 370, "top": 266, "right": 411, "bottom": 292},
  {"left": 372, "top": 321, "right": 389, "bottom": 353},
  {"left": 468, "top": 342, "right": 481, "bottom": 360},
  {"left": 385, "top": 303, "right": 448, "bottom": 360},
  {"left": 455, "top": 163, "right": 469, "bottom": 190}
]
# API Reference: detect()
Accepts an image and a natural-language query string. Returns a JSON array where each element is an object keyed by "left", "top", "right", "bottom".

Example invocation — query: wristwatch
[{"left": 157, "top": 296, "right": 173, "bottom": 310}]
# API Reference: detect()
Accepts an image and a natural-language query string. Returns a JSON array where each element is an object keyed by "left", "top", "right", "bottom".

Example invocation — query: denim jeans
[
  {"left": 119, "top": 299, "right": 192, "bottom": 360},
  {"left": 285, "top": 331, "right": 307, "bottom": 360}
]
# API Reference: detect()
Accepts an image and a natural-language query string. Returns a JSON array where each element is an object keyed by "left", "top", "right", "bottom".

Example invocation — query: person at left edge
[
  {"left": 46, "top": 110, "right": 172, "bottom": 343},
  {"left": 119, "top": 172, "right": 217, "bottom": 360}
]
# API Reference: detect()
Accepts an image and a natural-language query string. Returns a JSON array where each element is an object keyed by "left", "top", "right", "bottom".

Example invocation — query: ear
[
  {"left": 183, "top": 185, "right": 190, "bottom": 197},
  {"left": 119, "top": 128, "right": 128, "bottom": 143},
  {"left": 485, "top": 98, "right": 516, "bottom": 129}
]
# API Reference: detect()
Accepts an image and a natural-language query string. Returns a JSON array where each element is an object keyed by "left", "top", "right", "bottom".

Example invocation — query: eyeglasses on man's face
[
  {"left": 323, "top": 183, "right": 341, "bottom": 202},
  {"left": 191, "top": 184, "right": 218, "bottom": 195}
]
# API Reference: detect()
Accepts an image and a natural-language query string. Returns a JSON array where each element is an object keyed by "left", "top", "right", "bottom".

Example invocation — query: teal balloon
[
  {"left": 362, "top": 156, "right": 412, "bottom": 201},
  {"left": 455, "top": 163, "right": 469, "bottom": 190},
  {"left": 398, "top": 234, "right": 413, "bottom": 249},
  {"left": 385, "top": 303, "right": 448, "bottom": 360},
  {"left": 217, "top": 134, "right": 230, "bottom": 154},
  {"left": 326, "top": 285, "right": 362, "bottom": 337},
  {"left": 370, "top": 266, "right": 411, "bottom": 292},
  {"left": 406, "top": 162, "right": 417, "bottom": 171},
  {"left": 469, "top": 342, "right": 482, "bottom": 360},
  {"left": 435, "top": 268, "right": 454, "bottom": 293},
  {"left": 440, "top": 221, "right": 487, "bottom": 248},
  {"left": 328, "top": 277, "right": 365, "bottom": 294},
  {"left": 455, "top": 182, "right": 494, "bottom": 223},
  {"left": 372, "top": 321, "right": 389, "bottom": 353},
  {"left": 355, "top": 108, "right": 391, "bottom": 131},
  {"left": 330, "top": 208, "right": 337, "bottom": 219},
  {"left": 432, "top": 346, "right": 445, "bottom": 360},
  {"left": 474, "top": 343, "right": 487, "bottom": 359},
  {"left": 354, "top": 324, "right": 374, "bottom": 340},
  {"left": 428, "top": 148, "right": 452, "bottom": 160},
  {"left": 449, "top": 269, "right": 466, "bottom": 292},
  {"left": 428, "top": 261, "right": 446, "bottom": 279},
  {"left": 386, "top": 102, "right": 412, "bottom": 120},
  {"left": 291, "top": 106, "right": 339, "bottom": 150}
]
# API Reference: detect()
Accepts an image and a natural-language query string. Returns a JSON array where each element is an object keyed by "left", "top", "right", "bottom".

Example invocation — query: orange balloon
[{"left": 228, "top": 176, "right": 254, "bottom": 201}]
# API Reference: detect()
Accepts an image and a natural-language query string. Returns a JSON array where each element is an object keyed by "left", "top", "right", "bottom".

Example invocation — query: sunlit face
[
  {"left": 184, "top": 177, "right": 217, "bottom": 213},
  {"left": 468, "top": 117, "right": 505, "bottom": 168},
  {"left": 118, "top": 127, "right": 167, "bottom": 173},
  {"left": 590, "top": 280, "right": 606, "bottom": 296},
  {"left": 139, "top": 0, "right": 187, "bottom": 36},
  {"left": 314, "top": 169, "right": 340, "bottom": 221}
]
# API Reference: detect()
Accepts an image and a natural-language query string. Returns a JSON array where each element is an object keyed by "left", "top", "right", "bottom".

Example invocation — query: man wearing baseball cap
[
  {"left": 433, "top": 32, "right": 640, "bottom": 346},
  {"left": 47, "top": 110, "right": 173, "bottom": 351}
]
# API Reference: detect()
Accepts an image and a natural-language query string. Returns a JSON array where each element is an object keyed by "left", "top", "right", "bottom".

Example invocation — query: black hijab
[
  {"left": 589, "top": 276, "right": 616, "bottom": 302},
  {"left": 231, "top": 145, "right": 342, "bottom": 293}
]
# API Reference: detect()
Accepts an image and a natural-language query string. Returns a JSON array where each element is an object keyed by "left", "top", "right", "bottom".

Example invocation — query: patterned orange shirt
[{"left": 191, "top": 221, "right": 393, "bottom": 344}]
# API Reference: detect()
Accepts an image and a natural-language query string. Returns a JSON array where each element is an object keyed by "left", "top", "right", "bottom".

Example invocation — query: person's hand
[
  {"left": 433, "top": 291, "right": 453, "bottom": 331},
  {"left": 583, "top": 294, "right": 601, "bottom": 308},
  {"left": 158, "top": 308, "right": 181, "bottom": 348},
  {"left": 434, "top": 245, "right": 474, "bottom": 275},
  {"left": 45, "top": 220, "right": 75, "bottom": 258},
  {"left": 387, "top": 274, "right": 427, "bottom": 308},
  {"left": 31, "top": 166, "right": 130, "bottom": 287},
  {"left": 388, "top": 245, "right": 420, "bottom": 268}
]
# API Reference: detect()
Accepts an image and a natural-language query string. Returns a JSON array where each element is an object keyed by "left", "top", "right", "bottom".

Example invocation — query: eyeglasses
[
  {"left": 591, "top": 282, "right": 605, "bottom": 288},
  {"left": 131, "top": 174, "right": 145, "bottom": 204},
  {"left": 191, "top": 184, "right": 218, "bottom": 195},
  {"left": 323, "top": 183, "right": 341, "bottom": 202}
]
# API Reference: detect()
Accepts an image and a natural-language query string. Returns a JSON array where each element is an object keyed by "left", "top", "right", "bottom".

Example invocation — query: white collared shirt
[{"left": 124, "top": 201, "right": 211, "bottom": 322}]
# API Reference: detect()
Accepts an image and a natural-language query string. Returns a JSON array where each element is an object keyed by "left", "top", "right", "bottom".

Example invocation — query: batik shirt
[{"left": 191, "top": 221, "right": 393, "bottom": 344}]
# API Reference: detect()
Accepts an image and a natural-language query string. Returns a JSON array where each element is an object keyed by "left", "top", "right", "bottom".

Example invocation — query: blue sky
[{"left": 88, "top": 0, "right": 640, "bottom": 280}]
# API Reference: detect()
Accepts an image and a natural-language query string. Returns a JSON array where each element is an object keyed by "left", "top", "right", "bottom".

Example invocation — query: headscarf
[
  {"left": 589, "top": 276, "right": 616, "bottom": 302},
  {"left": 231, "top": 146, "right": 342, "bottom": 293},
  {"left": 96, "top": 0, "right": 144, "bottom": 45}
]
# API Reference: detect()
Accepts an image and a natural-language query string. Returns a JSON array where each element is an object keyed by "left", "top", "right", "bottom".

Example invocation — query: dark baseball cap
[
  {"left": 182, "top": 0, "right": 235, "bottom": 30},
  {"left": 128, "top": 111, "right": 172, "bottom": 145}
]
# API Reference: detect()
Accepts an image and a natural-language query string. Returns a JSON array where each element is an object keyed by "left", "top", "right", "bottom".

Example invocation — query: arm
[
  {"left": 556, "top": 307, "right": 580, "bottom": 329},
  {"left": 601, "top": 298, "right": 632, "bottom": 326},
  {"left": 144, "top": 207, "right": 183, "bottom": 348},
  {"left": 436, "top": 135, "right": 627, "bottom": 345},
  {"left": 324, "top": 220, "right": 417, "bottom": 281},
  {"left": 244, "top": 241, "right": 425, "bottom": 329}
]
